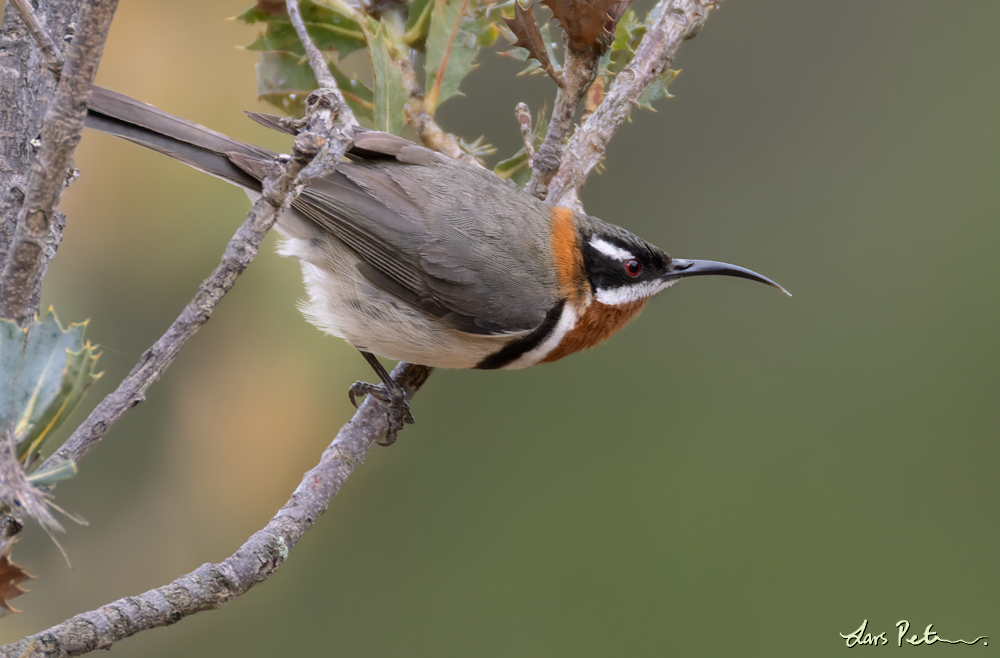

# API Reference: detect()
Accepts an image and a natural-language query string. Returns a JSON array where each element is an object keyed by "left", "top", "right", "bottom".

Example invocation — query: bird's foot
[{"left": 348, "top": 380, "right": 414, "bottom": 446}]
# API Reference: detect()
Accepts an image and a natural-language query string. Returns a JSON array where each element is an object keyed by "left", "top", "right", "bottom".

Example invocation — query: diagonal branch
[
  {"left": 0, "top": 362, "right": 432, "bottom": 658},
  {"left": 525, "top": 39, "right": 599, "bottom": 199},
  {"left": 544, "top": 0, "right": 716, "bottom": 206}
]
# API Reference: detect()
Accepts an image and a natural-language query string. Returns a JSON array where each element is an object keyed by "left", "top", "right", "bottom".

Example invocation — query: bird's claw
[{"left": 348, "top": 380, "right": 414, "bottom": 446}]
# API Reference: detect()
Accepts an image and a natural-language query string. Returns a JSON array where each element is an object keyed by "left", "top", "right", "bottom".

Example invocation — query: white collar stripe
[{"left": 503, "top": 303, "right": 579, "bottom": 369}]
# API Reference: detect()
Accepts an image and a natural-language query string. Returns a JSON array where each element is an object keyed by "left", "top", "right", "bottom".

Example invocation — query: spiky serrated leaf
[
  {"left": 0, "top": 311, "right": 100, "bottom": 464},
  {"left": 0, "top": 431, "right": 63, "bottom": 534},
  {"left": 424, "top": 0, "right": 480, "bottom": 112},
  {"left": 459, "top": 135, "right": 496, "bottom": 160},
  {"left": 604, "top": 8, "right": 643, "bottom": 74},
  {"left": 18, "top": 341, "right": 101, "bottom": 462},
  {"left": 233, "top": 4, "right": 277, "bottom": 25},
  {"left": 542, "top": 0, "right": 632, "bottom": 55},
  {"left": 0, "top": 552, "right": 33, "bottom": 617},
  {"left": 636, "top": 67, "right": 679, "bottom": 109},
  {"left": 500, "top": 19, "right": 562, "bottom": 78},
  {"left": 503, "top": 2, "right": 559, "bottom": 83},
  {"left": 364, "top": 20, "right": 408, "bottom": 134}
]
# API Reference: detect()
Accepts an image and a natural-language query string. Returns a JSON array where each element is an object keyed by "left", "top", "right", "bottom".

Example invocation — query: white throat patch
[{"left": 595, "top": 278, "right": 676, "bottom": 306}]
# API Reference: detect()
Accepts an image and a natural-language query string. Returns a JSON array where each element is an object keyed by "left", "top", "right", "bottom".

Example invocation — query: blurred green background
[{"left": 5, "top": 0, "right": 999, "bottom": 655}]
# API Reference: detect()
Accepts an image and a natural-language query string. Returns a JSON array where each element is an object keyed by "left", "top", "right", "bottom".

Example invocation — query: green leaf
[
  {"left": 253, "top": 39, "right": 375, "bottom": 118},
  {"left": 404, "top": 0, "right": 435, "bottom": 49},
  {"left": 596, "top": 9, "right": 643, "bottom": 76},
  {"left": 424, "top": 0, "right": 480, "bottom": 112},
  {"left": 612, "top": 8, "right": 643, "bottom": 53},
  {"left": 255, "top": 50, "right": 319, "bottom": 116},
  {"left": 494, "top": 149, "right": 530, "bottom": 186},
  {"left": 239, "top": 0, "right": 368, "bottom": 114},
  {"left": 637, "top": 67, "right": 679, "bottom": 109},
  {"left": 0, "top": 310, "right": 101, "bottom": 464},
  {"left": 26, "top": 460, "right": 77, "bottom": 487},
  {"left": 329, "top": 62, "right": 375, "bottom": 121},
  {"left": 238, "top": 0, "right": 365, "bottom": 56},
  {"left": 364, "top": 20, "right": 408, "bottom": 134},
  {"left": 459, "top": 135, "right": 496, "bottom": 160},
  {"left": 233, "top": 5, "right": 272, "bottom": 25},
  {"left": 506, "top": 20, "right": 561, "bottom": 78},
  {"left": 494, "top": 103, "right": 548, "bottom": 187}
]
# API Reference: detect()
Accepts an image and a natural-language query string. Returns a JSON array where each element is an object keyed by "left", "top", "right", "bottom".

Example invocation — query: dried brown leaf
[
  {"left": 582, "top": 75, "right": 605, "bottom": 121},
  {"left": 503, "top": 2, "right": 561, "bottom": 84},
  {"left": 0, "top": 552, "right": 33, "bottom": 616},
  {"left": 542, "top": 0, "right": 632, "bottom": 54}
]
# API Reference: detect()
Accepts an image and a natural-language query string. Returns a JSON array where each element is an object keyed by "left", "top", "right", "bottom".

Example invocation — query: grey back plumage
[{"left": 87, "top": 85, "right": 561, "bottom": 336}]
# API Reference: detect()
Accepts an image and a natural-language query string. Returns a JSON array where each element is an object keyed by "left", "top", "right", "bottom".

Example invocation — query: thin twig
[
  {"left": 406, "top": 98, "right": 482, "bottom": 165},
  {"left": 0, "top": 0, "right": 118, "bottom": 326},
  {"left": 285, "top": 0, "right": 359, "bottom": 126},
  {"left": 0, "top": 363, "right": 432, "bottom": 658},
  {"left": 515, "top": 102, "right": 535, "bottom": 167},
  {"left": 544, "top": 0, "right": 716, "bottom": 205},
  {"left": 399, "top": 57, "right": 481, "bottom": 165},
  {"left": 8, "top": 0, "right": 63, "bottom": 76}
]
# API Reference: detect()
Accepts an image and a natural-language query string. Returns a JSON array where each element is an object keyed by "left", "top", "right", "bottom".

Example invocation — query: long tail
[{"left": 84, "top": 85, "right": 272, "bottom": 191}]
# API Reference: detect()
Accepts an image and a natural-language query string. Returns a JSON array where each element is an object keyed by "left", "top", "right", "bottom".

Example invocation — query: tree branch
[
  {"left": 544, "top": 0, "right": 716, "bottom": 206},
  {"left": 515, "top": 102, "right": 535, "bottom": 167},
  {"left": 0, "top": 0, "right": 118, "bottom": 326},
  {"left": 0, "top": 362, "right": 431, "bottom": 658},
  {"left": 399, "top": 57, "right": 482, "bottom": 165},
  {"left": 285, "top": 0, "right": 360, "bottom": 127},
  {"left": 6, "top": 0, "right": 63, "bottom": 76},
  {"left": 526, "top": 40, "right": 599, "bottom": 199}
]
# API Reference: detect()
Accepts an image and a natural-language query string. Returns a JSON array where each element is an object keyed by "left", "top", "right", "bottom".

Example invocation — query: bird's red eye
[{"left": 624, "top": 259, "right": 642, "bottom": 277}]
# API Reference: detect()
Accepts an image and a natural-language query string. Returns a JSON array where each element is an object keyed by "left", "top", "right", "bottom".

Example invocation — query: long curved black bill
[{"left": 666, "top": 259, "right": 791, "bottom": 296}]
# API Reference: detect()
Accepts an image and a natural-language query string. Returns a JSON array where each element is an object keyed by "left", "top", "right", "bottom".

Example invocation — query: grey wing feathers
[
  {"left": 87, "top": 86, "right": 557, "bottom": 334},
  {"left": 230, "top": 129, "right": 560, "bottom": 336}
]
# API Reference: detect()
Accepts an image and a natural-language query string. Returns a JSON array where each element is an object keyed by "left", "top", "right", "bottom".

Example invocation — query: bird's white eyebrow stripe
[{"left": 590, "top": 237, "right": 634, "bottom": 261}]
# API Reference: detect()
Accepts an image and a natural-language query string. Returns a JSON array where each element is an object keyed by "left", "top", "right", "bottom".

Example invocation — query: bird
[{"left": 83, "top": 85, "right": 788, "bottom": 444}]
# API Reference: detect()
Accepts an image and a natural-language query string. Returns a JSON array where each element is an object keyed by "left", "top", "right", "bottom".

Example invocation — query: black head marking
[{"left": 582, "top": 226, "right": 670, "bottom": 294}]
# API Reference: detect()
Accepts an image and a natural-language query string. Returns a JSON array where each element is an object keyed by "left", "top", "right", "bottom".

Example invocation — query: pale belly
[{"left": 278, "top": 233, "right": 525, "bottom": 369}]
